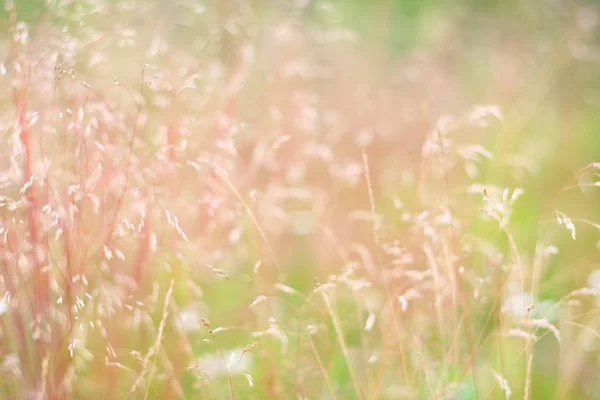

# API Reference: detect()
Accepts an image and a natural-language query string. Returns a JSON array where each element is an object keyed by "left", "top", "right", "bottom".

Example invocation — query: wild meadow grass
[{"left": 1, "top": 0, "right": 600, "bottom": 399}]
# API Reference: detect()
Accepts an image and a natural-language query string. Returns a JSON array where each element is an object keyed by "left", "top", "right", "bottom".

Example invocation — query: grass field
[{"left": 1, "top": 0, "right": 600, "bottom": 398}]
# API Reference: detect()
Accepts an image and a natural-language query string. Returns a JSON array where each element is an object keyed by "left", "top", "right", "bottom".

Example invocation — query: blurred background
[{"left": 1, "top": 0, "right": 600, "bottom": 399}]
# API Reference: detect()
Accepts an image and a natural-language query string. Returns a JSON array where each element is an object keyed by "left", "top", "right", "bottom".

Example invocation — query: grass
[{"left": 1, "top": 0, "right": 600, "bottom": 399}]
